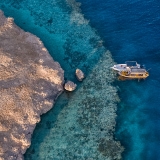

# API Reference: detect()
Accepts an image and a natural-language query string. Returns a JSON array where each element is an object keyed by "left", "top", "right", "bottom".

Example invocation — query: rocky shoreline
[{"left": 0, "top": 11, "right": 64, "bottom": 160}]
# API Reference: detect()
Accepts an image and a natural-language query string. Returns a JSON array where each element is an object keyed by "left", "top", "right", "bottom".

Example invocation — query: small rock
[
  {"left": 75, "top": 69, "right": 85, "bottom": 81},
  {"left": 64, "top": 81, "right": 77, "bottom": 91}
]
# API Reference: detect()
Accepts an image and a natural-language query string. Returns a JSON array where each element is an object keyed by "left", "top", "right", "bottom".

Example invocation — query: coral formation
[
  {"left": 25, "top": 51, "right": 124, "bottom": 160},
  {"left": 0, "top": 11, "right": 64, "bottom": 160}
]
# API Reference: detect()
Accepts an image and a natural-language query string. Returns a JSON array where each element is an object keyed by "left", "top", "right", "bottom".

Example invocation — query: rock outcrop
[
  {"left": 64, "top": 81, "right": 77, "bottom": 91},
  {"left": 75, "top": 69, "right": 85, "bottom": 81},
  {"left": 0, "top": 11, "right": 64, "bottom": 160}
]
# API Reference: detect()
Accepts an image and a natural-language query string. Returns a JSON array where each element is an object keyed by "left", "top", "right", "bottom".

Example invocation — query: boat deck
[{"left": 118, "top": 70, "right": 149, "bottom": 79}]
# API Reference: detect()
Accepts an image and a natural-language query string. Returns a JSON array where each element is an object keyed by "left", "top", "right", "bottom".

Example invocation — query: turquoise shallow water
[{"left": 0, "top": 0, "right": 123, "bottom": 159}]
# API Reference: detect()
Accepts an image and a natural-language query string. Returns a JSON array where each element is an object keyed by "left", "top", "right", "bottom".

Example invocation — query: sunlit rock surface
[
  {"left": 64, "top": 81, "right": 77, "bottom": 91},
  {"left": 0, "top": 11, "right": 64, "bottom": 160},
  {"left": 75, "top": 69, "right": 85, "bottom": 81}
]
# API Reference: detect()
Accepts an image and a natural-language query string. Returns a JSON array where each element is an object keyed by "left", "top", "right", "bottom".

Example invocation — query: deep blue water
[
  {"left": 0, "top": 0, "right": 160, "bottom": 159},
  {"left": 77, "top": 0, "right": 160, "bottom": 159}
]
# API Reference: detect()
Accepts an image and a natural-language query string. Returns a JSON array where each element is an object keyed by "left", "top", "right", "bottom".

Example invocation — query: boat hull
[{"left": 118, "top": 71, "right": 149, "bottom": 79}]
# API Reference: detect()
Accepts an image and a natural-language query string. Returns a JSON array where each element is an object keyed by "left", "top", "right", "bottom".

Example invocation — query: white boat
[{"left": 111, "top": 61, "right": 141, "bottom": 72}]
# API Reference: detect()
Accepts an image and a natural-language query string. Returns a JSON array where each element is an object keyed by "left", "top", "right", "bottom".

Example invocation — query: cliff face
[{"left": 0, "top": 11, "right": 64, "bottom": 160}]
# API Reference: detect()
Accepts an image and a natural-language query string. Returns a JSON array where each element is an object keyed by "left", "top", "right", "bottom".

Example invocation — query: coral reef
[
  {"left": 0, "top": 11, "right": 64, "bottom": 160},
  {"left": 25, "top": 51, "right": 124, "bottom": 160}
]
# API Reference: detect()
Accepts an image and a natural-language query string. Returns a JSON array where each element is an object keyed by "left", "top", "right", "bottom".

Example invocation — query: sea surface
[
  {"left": 0, "top": 0, "right": 160, "bottom": 160},
  {"left": 76, "top": 0, "right": 160, "bottom": 159}
]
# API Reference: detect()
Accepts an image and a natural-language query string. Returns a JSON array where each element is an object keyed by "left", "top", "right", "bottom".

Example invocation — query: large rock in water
[
  {"left": 0, "top": 11, "right": 64, "bottom": 160},
  {"left": 64, "top": 81, "right": 77, "bottom": 91},
  {"left": 75, "top": 69, "right": 85, "bottom": 81}
]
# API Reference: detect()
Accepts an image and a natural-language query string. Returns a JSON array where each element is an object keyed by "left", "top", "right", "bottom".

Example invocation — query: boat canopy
[
  {"left": 125, "top": 61, "right": 137, "bottom": 67},
  {"left": 131, "top": 68, "right": 146, "bottom": 73}
]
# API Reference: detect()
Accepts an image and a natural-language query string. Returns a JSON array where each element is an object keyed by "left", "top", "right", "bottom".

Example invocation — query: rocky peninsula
[{"left": 0, "top": 11, "right": 64, "bottom": 160}]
